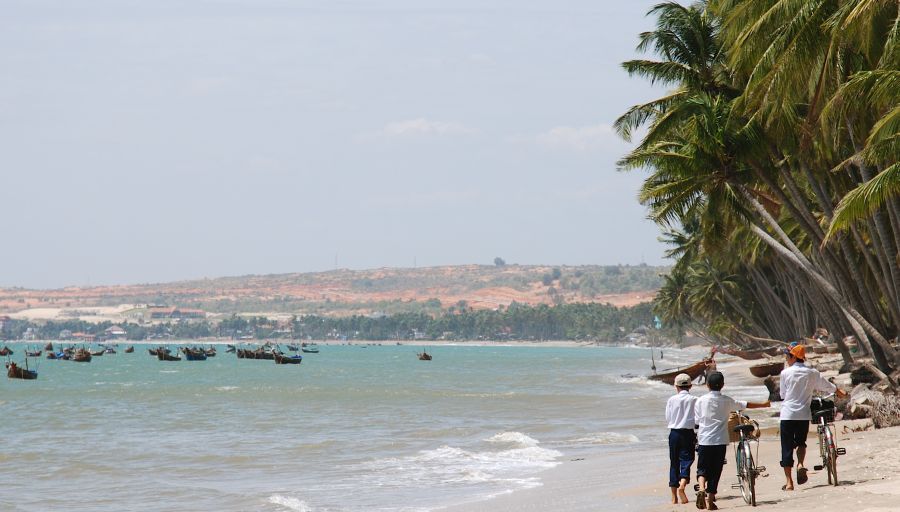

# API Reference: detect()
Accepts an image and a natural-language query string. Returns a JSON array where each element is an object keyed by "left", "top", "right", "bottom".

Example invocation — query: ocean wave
[
  {"left": 485, "top": 431, "right": 539, "bottom": 447},
  {"left": 215, "top": 386, "right": 240, "bottom": 392},
  {"left": 360, "top": 441, "right": 561, "bottom": 488},
  {"left": 268, "top": 495, "right": 312, "bottom": 512},
  {"left": 570, "top": 432, "right": 640, "bottom": 445}
]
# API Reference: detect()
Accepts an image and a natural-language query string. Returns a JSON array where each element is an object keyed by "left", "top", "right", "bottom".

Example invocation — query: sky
[{"left": 1, "top": 0, "right": 669, "bottom": 289}]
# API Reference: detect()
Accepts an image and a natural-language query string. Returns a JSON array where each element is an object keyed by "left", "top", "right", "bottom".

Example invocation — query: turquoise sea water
[{"left": 1, "top": 344, "right": 686, "bottom": 511}]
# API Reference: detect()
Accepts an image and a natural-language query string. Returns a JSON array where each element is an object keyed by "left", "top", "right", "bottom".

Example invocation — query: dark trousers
[
  {"left": 697, "top": 444, "right": 727, "bottom": 494},
  {"left": 780, "top": 420, "right": 810, "bottom": 467},
  {"left": 668, "top": 428, "right": 696, "bottom": 487}
]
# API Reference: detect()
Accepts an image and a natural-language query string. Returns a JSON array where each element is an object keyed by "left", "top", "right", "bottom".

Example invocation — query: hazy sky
[{"left": 1, "top": 0, "right": 668, "bottom": 289}]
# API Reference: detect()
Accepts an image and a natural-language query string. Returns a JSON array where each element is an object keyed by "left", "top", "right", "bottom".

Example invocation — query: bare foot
[
  {"left": 678, "top": 488, "right": 689, "bottom": 504},
  {"left": 782, "top": 484, "right": 794, "bottom": 491}
]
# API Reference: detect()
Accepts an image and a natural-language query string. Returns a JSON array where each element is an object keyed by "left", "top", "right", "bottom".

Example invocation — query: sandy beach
[{"left": 442, "top": 348, "right": 900, "bottom": 512}]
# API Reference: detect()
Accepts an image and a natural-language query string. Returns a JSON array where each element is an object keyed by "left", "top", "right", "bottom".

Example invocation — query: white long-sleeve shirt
[
  {"left": 694, "top": 391, "right": 747, "bottom": 445},
  {"left": 666, "top": 390, "right": 697, "bottom": 429},
  {"left": 779, "top": 362, "right": 836, "bottom": 421}
]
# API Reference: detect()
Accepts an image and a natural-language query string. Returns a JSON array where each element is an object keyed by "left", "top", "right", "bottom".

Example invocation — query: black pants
[
  {"left": 697, "top": 444, "right": 727, "bottom": 494},
  {"left": 668, "top": 429, "right": 696, "bottom": 487},
  {"left": 780, "top": 420, "right": 810, "bottom": 467}
]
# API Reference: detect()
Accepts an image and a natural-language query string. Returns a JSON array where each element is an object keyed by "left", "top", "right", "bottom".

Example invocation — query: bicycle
[
  {"left": 731, "top": 415, "right": 764, "bottom": 506},
  {"left": 811, "top": 393, "right": 845, "bottom": 486}
]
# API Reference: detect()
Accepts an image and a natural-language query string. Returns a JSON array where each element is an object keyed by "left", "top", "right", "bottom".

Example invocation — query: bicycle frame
[
  {"left": 812, "top": 394, "right": 845, "bottom": 486},
  {"left": 731, "top": 416, "right": 764, "bottom": 506}
]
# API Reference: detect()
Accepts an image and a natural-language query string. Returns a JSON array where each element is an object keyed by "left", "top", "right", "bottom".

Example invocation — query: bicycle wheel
[
  {"left": 826, "top": 427, "right": 839, "bottom": 486},
  {"left": 743, "top": 441, "right": 757, "bottom": 506},
  {"left": 735, "top": 442, "right": 755, "bottom": 506}
]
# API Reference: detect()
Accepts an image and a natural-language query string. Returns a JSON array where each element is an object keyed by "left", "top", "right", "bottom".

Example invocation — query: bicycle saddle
[
  {"left": 812, "top": 409, "right": 832, "bottom": 421},
  {"left": 733, "top": 424, "right": 756, "bottom": 435}
]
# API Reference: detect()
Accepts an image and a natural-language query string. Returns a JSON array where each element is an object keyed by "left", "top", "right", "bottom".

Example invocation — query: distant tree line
[{"left": 1, "top": 302, "right": 656, "bottom": 342}]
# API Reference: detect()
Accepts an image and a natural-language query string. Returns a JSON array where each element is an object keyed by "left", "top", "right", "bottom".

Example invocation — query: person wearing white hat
[{"left": 665, "top": 372, "right": 697, "bottom": 504}]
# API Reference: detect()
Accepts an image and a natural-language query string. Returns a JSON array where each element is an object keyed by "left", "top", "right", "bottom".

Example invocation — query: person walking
[
  {"left": 665, "top": 373, "right": 697, "bottom": 504},
  {"left": 694, "top": 371, "right": 770, "bottom": 510},
  {"left": 778, "top": 344, "right": 847, "bottom": 490}
]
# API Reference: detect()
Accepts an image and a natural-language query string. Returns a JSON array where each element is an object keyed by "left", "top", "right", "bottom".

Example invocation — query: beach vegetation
[{"left": 619, "top": 0, "right": 900, "bottom": 372}]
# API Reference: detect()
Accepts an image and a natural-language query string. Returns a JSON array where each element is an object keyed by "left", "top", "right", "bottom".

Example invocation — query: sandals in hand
[{"left": 695, "top": 490, "right": 707, "bottom": 510}]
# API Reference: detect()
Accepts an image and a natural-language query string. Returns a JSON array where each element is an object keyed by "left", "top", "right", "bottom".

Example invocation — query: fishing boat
[
  {"left": 204, "top": 347, "right": 216, "bottom": 357},
  {"left": 225, "top": 344, "right": 236, "bottom": 353},
  {"left": 417, "top": 351, "right": 432, "bottom": 361},
  {"left": 749, "top": 360, "right": 784, "bottom": 378},
  {"left": 0, "top": 346, "right": 14, "bottom": 356},
  {"left": 105, "top": 346, "right": 117, "bottom": 354},
  {"left": 301, "top": 343, "right": 319, "bottom": 354},
  {"left": 124, "top": 346, "right": 134, "bottom": 353},
  {"left": 25, "top": 349, "right": 42, "bottom": 357},
  {"left": 44, "top": 342, "right": 54, "bottom": 351},
  {"left": 90, "top": 349, "right": 105, "bottom": 357},
  {"left": 157, "top": 350, "right": 181, "bottom": 362},
  {"left": 648, "top": 358, "right": 711, "bottom": 385},
  {"left": 72, "top": 348, "right": 92, "bottom": 363},
  {"left": 717, "top": 346, "right": 782, "bottom": 360},
  {"left": 274, "top": 353, "right": 303, "bottom": 364},
  {"left": 181, "top": 347, "right": 207, "bottom": 361},
  {"left": 6, "top": 361, "right": 38, "bottom": 380}
]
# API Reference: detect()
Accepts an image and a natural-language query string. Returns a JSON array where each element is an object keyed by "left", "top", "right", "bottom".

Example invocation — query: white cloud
[
  {"left": 378, "top": 118, "right": 475, "bottom": 138},
  {"left": 535, "top": 124, "right": 621, "bottom": 151}
]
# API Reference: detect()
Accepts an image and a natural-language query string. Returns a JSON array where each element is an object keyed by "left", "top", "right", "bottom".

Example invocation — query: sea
[{"left": 0, "top": 343, "right": 732, "bottom": 511}]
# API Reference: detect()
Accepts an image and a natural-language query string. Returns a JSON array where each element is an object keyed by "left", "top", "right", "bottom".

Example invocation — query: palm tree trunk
[{"left": 748, "top": 223, "right": 896, "bottom": 371}]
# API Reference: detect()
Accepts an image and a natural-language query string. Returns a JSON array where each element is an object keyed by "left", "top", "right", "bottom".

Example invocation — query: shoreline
[
  {"left": 2, "top": 338, "right": 653, "bottom": 349},
  {"left": 440, "top": 349, "right": 900, "bottom": 512}
]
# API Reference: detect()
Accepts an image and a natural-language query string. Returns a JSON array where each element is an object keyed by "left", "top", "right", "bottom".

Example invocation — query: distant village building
[
  {"left": 59, "top": 329, "right": 73, "bottom": 340},
  {"left": 105, "top": 326, "right": 127, "bottom": 339},
  {"left": 0, "top": 315, "right": 10, "bottom": 332},
  {"left": 122, "top": 304, "right": 206, "bottom": 323}
]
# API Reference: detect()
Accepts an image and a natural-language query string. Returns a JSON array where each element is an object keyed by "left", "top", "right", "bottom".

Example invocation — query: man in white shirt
[
  {"left": 694, "top": 371, "right": 769, "bottom": 510},
  {"left": 665, "top": 373, "right": 696, "bottom": 504},
  {"left": 778, "top": 344, "right": 847, "bottom": 490}
]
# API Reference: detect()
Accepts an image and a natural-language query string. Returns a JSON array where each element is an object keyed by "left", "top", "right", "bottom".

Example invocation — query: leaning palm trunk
[
  {"left": 748, "top": 223, "right": 895, "bottom": 371},
  {"left": 738, "top": 186, "right": 898, "bottom": 370}
]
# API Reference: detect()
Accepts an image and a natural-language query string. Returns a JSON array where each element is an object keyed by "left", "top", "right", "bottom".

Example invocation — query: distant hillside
[{"left": 0, "top": 264, "right": 666, "bottom": 319}]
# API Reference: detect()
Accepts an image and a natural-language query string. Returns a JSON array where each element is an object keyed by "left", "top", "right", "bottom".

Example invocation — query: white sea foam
[
  {"left": 216, "top": 386, "right": 239, "bottom": 392},
  {"left": 486, "top": 431, "right": 539, "bottom": 447},
  {"left": 571, "top": 432, "right": 641, "bottom": 445},
  {"left": 360, "top": 437, "right": 561, "bottom": 489},
  {"left": 268, "top": 495, "right": 312, "bottom": 512}
]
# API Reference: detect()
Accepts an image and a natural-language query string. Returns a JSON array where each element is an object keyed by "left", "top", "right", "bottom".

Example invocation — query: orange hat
[{"left": 782, "top": 344, "right": 806, "bottom": 359}]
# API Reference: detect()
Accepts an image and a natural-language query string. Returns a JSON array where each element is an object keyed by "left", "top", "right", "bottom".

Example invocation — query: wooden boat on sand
[
  {"left": 749, "top": 360, "right": 784, "bottom": 378},
  {"left": 718, "top": 346, "right": 782, "bottom": 360},
  {"left": 648, "top": 358, "right": 711, "bottom": 385}
]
